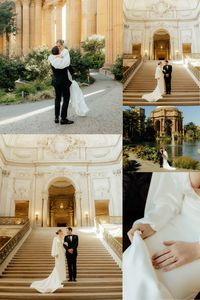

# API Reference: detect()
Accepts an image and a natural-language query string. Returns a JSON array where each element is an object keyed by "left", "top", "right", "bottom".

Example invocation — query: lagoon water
[{"left": 137, "top": 140, "right": 200, "bottom": 161}]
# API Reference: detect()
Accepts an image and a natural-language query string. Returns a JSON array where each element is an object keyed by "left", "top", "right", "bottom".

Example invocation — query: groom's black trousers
[
  {"left": 66, "top": 253, "right": 77, "bottom": 280},
  {"left": 54, "top": 84, "right": 70, "bottom": 120},
  {"left": 164, "top": 77, "right": 171, "bottom": 94}
]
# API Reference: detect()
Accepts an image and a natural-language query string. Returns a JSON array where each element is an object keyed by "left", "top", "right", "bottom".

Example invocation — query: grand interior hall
[
  {"left": 0, "top": 134, "right": 122, "bottom": 299},
  {"left": 123, "top": 0, "right": 200, "bottom": 106}
]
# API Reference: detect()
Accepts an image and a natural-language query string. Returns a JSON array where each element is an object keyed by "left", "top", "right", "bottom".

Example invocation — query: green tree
[
  {"left": 185, "top": 122, "right": 199, "bottom": 139},
  {"left": 0, "top": 1, "right": 16, "bottom": 56},
  {"left": 123, "top": 108, "right": 141, "bottom": 141},
  {"left": 111, "top": 56, "right": 123, "bottom": 80},
  {"left": 81, "top": 36, "right": 105, "bottom": 69}
]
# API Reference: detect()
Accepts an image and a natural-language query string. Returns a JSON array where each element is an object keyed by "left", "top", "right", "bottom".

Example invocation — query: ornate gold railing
[
  {"left": 0, "top": 219, "right": 30, "bottom": 265},
  {"left": 122, "top": 57, "right": 142, "bottom": 86},
  {"left": 0, "top": 217, "right": 28, "bottom": 225},
  {"left": 188, "top": 62, "right": 200, "bottom": 81},
  {"left": 94, "top": 217, "right": 122, "bottom": 259}
]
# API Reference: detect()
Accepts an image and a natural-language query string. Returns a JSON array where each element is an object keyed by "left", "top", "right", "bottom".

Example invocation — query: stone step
[
  {"left": 123, "top": 60, "right": 200, "bottom": 105},
  {"left": 0, "top": 292, "right": 122, "bottom": 300},
  {"left": 0, "top": 286, "right": 122, "bottom": 293}
]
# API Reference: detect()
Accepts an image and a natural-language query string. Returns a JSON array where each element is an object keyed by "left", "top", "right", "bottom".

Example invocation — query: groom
[
  {"left": 63, "top": 227, "right": 78, "bottom": 282},
  {"left": 50, "top": 45, "right": 74, "bottom": 125},
  {"left": 163, "top": 60, "right": 172, "bottom": 95}
]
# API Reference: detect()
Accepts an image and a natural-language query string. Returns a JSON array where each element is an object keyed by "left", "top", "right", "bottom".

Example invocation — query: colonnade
[{"left": 0, "top": 0, "right": 123, "bottom": 66}]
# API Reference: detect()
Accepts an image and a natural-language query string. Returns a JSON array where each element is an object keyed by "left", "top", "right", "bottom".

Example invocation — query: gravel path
[{"left": 0, "top": 73, "right": 122, "bottom": 134}]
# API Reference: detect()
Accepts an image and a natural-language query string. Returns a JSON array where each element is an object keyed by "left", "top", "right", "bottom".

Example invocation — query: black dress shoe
[
  {"left": 73, "top": 278, "right": 77, "bottom": 282},
  {"left": 55, "top": 118, "right": 59, "bottom": 124},
  {"left": 68, "top": 279, "right": 72, "bottom": 282},
  {"left": 60, "top": 119, "right": 74, "bottom": 125}
]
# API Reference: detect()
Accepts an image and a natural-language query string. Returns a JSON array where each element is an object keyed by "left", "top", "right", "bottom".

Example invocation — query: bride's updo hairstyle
[
  {"left": 56, "top": 39, "right": 64, "bottom": 45},
  {"left": 56, "top": 229, "right": 62, "bottom": 235},
  {"left": 51, "top": 46, "right": 59, "bottom": 55}
]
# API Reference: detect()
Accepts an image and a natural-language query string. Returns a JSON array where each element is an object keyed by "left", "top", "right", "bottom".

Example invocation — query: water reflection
[{"left": 136, "top": 140, "right": 200, "bottom": 161}]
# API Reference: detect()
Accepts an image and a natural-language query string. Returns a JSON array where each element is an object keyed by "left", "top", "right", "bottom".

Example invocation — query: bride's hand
[
  {"left": 152, "top": 241, "right": 200, "bottom": 272},
  {"left": 127, "top": 223, "right": 155, "bottom": 242}
]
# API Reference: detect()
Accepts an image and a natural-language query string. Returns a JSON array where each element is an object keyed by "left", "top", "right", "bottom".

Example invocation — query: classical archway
[
  {"left": 48, "top": 178, "right": 76, "bottom": 227},
  {"left": 153, "top": 29, "right": 170, "bottom": 60}
]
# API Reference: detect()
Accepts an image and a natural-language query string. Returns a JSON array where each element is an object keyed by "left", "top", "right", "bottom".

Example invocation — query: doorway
[
  {"left": 48, "top": 179, "right": 76, "bottom": 227},
  {"left": 153, "top": 30, "right": 170, "bottom": 60},
  {"left": 15, "top": 200, "right": 29, "bottom": 218}
]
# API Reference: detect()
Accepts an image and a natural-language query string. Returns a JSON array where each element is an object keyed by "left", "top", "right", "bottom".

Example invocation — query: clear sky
[{"left": 124, "top": 106, "right": 200, "bottom": 125}]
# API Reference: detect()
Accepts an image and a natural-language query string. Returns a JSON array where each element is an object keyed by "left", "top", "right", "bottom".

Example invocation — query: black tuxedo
[
  {"left": 163, "top": 64, "right": 172, "bottom": 94},
  {"left": 63, "top": 234, "right": 78, "bottom": 280},
  {"left": 51, "top": 66, "right": 72, "bottom": 120},
  {"left": 157, "top": 150, "right": 163, "bottom": 168}
]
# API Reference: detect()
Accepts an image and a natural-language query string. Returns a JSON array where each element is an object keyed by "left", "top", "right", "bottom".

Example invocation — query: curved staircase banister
[
  {"left": 94, "top": 217, "right": 122, "bottom": 260},
  {"left": 0, "top": 219, "right": 30, "bottom": 265},
  {"left": 122, "top": 57, "right": 143, "bottom": 87}
]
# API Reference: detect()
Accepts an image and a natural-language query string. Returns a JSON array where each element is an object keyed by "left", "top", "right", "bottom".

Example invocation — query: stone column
[
  {"left": 112, "top": 0, "right": 123, "bottom": 62},
  {"left": 0, "top": 36, "right": 3, "bottom": 55},
  {"left": 56, "top": 0, "right": 63, "bottom": 41},
  {"left": 15, "top": 0, "right": 22, "bottom": 56},
  {"left": 34, "top": 0, "right": 42, "bottom": 47},
  {"left": 84, "top": 0, "right": 97, "bottom": 39},
  {"left": 105, "top": 0, "right": 113, "bottom": 66},
  {"left": 66, "top": 0, "right": 82, "bottom": 49},
  {"left": 42, "top": 6, "right": 47, "bottom": 46},
  {"left": 97, "top": 0, "right": 106, "bottom": 36},
  {"left": 46, "top": 5, "right": 55, "bottom": 47},
  {"left": 22, "top": 0, "right": 30, "bottom": 55},
  {"left": 30, "top": 0, "right": 35, "bottom": 49}
]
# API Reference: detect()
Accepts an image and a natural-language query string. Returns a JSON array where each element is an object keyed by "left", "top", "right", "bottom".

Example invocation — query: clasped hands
[{"left": 128, "top": 223, "right": 200, "bottom": 272}]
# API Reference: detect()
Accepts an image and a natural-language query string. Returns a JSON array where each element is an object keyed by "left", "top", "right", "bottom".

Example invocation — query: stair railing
[
  {"left": 94, "top": 217, "right": 122, "bottom": 259},
  {"left": 188, "top": 62, "right": 200, "bottom": 81},
  {"left": 0, "top": 218, "right": 30, "bottom": 265},
  {"left": 122, "top": 57, "right": 143, "bottom": 88}
]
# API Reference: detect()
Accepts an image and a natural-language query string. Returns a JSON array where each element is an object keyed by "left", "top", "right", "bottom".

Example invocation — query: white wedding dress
[
  {"left": 48, "top": 50, "right": 89, "bottom": 117},
  {"left": 142, "top": 66, "right": 165, "bottom": 102},
  {"left": 30, "top": 236, "right": 66, "bottom": 293},
  {"left": 123, "top": 173, "right": 200, "bottom": 300},
  {"left": 163, "top": 150, "right": 176, "bottom": 171}
]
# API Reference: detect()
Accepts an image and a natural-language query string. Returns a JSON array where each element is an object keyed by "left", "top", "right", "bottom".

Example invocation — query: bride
[
  {"left": 124, "top": 172, "right": 200, "bottom": 300},
  {"left": 142, "top": 61, "right": 165, "bottom": 102},
  {"left": 48, "top": 45, "right": 89, "bottom": 117},
  {"left": 30, "top": 229, "right": 66, "bottom": 293},
  {"left": 162, "top": 147, "right": 176, "bottom": 171}
]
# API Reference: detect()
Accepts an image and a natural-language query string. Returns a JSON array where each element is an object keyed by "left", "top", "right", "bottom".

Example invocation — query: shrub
[
  {"left": 15, "top": 84, "right": 37, "bottom": 96},
  {"left": 82, "top": 52, "right": 105, "bottom": 69},
  {"left": 69, "top": 48, "right": 91, "bottom": 84},
  {"left": 27, "top": 89, "right": 54, "bottom": 102},
  {"left": 132, "top": 145, "right": 158, "bottom": 162},
  {"left": 173, "top": 156, "right": 199, "bottom": 170},
  {"left": 0, "top": 56, "right": 24, "bottom": 90},
  {"left": 21, "top": 47, "right": 51, "bottom": 81},
  {"left": 81, "top": 36, "right": 105, "bottom": 70},
  {"left": 0, "top": 92, "right": 18, "bottom": 104},
  {"left": 111, "top": 56, "right": 123, "bottom": 80}
]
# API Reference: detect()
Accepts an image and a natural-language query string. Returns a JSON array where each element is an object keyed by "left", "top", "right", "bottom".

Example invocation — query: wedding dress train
[
  {"left": 48, "top": 52, "right": 89, "bottom": 117},
  {"left": 30, "top": 236, "right": 66, "bottom": 293},
  {"left": 163, "top": 150, "right": 176, "bottom": 171},
  {"left": 142, "top": 66, "right": 165, "bottom": 102},
  {"left": 123, "top": 173, "right": 200, "bottom": 300}
]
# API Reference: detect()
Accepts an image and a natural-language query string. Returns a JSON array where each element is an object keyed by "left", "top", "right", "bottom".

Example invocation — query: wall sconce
[
  {"left": 35, "top": 212, "right": 39, "bottom": 221},
  {"left": 60, "top": 202, "right": 64, "bottom": 209},
  {"left": 85, "top": 212, "right": 89, "bottom": 226}
]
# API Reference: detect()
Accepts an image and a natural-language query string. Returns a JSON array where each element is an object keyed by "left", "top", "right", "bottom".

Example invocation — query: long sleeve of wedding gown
[
  {"left": 155, "top": 67, "right": 160, "bottom": 79},
  {"left": 48, "top": 50, "right": 70, "bottom": 69},
  {"left": 135, "top": 173, "right": 186, "bottom": 231},
  {"left": 51, "top": 237, "right": 59, "bottom": 257}
]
